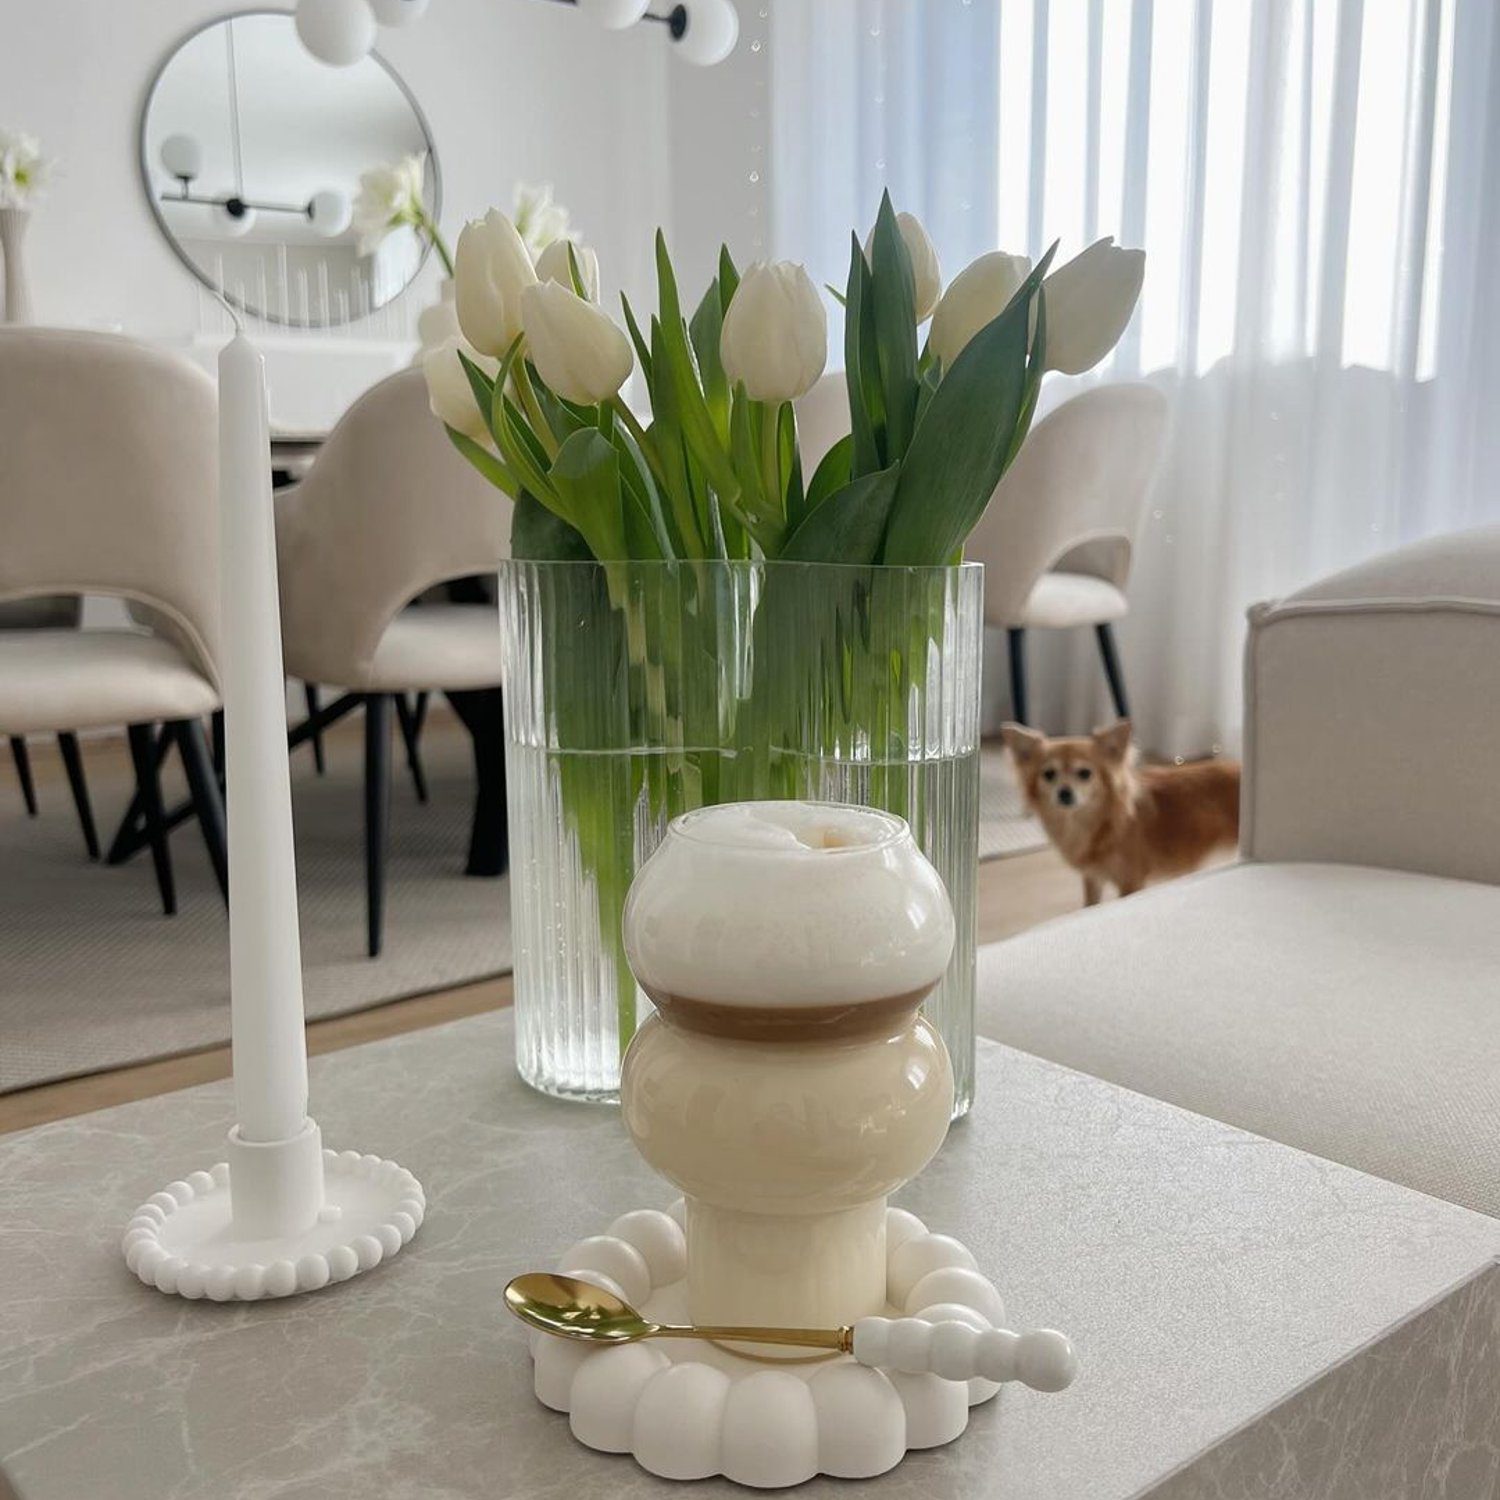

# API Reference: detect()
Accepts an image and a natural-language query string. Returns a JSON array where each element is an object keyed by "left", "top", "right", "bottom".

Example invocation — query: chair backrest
[
  {"left": 965, "top": 383, "right": 1169, "bottom": 627},
  {"left": 0, "top": 328, "right": 219, "bottom": 682},
  {"left": 275, "top": 366, "right": 512, "bottom": 685},
  {"left": 793, "top": 370, "right": 852, "bottom": 479}
]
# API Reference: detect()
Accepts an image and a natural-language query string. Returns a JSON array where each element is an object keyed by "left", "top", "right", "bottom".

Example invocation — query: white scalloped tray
[{"left": 526, "top": 1199, "right": 1007, "bottom": 1488}]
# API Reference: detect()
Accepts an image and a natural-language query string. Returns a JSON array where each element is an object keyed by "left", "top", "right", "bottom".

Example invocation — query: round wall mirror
[{"left": 140, "top": 10, "right": 440, "bottom": 327}]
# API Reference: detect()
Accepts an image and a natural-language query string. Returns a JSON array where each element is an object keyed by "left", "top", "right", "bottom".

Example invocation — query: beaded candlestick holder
[{"left": 121, "top": 324, "right": 423, "bottom": 1302}]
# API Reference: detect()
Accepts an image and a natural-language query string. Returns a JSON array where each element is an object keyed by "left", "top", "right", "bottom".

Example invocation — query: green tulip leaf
[
  {"left": 690, "top": 278, "right": 730, "bottom": 436},
  {"left": 780, "top": 463, "right": 901, "bottom": 565},
  {"left": 717, "top": 244, "right": 740, "bottom": 309},
  {"left": 801, "top": 434, "right": 853, "bottom": 519},
  {"left": 869, "top": 190, "right": 919, "bottom": 461},
  {"left": 549, "top": 427, "right": 626, "bottom": 561},
  {"left": 620, "top": 292, "right": 654, "bottom": 384},
  {"left": 880, "top": 250, "right": 1055, "bottom": 566},
  {"left": 843, "top": 233, "right": 885, "bottom": 475},
  {"left": 510, "top": 490, "right": 592, "bottom": 561}
]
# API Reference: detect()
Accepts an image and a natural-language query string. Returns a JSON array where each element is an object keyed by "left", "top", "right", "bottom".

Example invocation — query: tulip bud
[
  {"left": 535, "top": 239, "right": 600, "bottom": 303},
  {"left": 455, "top": 209, "right": 537, "bottom": 357},
  {"left": 719, "top": 261, "right": 827, "bottom": 402},
  {"left": 928, "top": 250, "right": 1031, "bottom": 371},
  {"left": 423, "top": 336, "right": 498, "bottom": 444},
  {"left": 1041, "top": 238, "right": 1145, "bottom": 374},
  {"left": 864, "top": 210, "right": 943, "bottom": 322},
  {"left": 521, "top": 280, "right": 634, "bottom": 404}
]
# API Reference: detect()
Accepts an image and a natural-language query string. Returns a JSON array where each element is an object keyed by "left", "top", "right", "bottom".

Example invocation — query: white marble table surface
[{"left": 2, "top": 1012, "right": 1497, "bottom": 1500}]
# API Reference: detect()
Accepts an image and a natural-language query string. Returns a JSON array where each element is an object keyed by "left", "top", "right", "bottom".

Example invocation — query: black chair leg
[
  {"left": 364, "top": 694, "right": 392, "bottom": 958},
  {"left": 57, "top": 732, "right": 99, "bottom": 860},
  {"left": 9, "top": 736, "right": 37, "bottom": 817},
  {"left": 176, "top": 718, "right": 228, "bottom": 903},
  {"left": 211, "top": 709, "right": 226, "bottom": 780},
  {"left": 304, "top": 683, "right": 326, "bottom": 775},
  {"left": 1006, "top": 628, "right": 1029, "bottom": 727},
  {"left": 1095, "top": 622, "right": 1131, "bottom": 720},
  {"left": 394, "top": 694, "right": 429, "bottom": 804},
  {"left": 127, "top": 722, "right": 176, "bottom": 916}
]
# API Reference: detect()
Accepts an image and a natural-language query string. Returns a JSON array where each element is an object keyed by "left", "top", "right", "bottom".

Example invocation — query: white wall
[{"left": 3, "top": 0, "right": 672, "bottom": 343}]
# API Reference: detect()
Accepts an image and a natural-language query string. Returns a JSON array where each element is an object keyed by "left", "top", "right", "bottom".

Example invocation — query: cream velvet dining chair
[
  {"left": 275, "top": 366, "right": 512, "bottom": 958},
  {"left": 965, "top": 383, "right": 1168, "bottom": 723},
  {"left": 0, "top": 328, "right": 226, "bottom": 913}
]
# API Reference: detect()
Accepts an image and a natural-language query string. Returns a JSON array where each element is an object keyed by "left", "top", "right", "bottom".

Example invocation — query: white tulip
[
  {"left": 719, "top": 261, "right": 827, "bottom": 403},
  {"left": 864, "top": 210, "right": 943, "bottom": 322},
  {"left": 535, "top": 239, "right": 600, "bottom": 302},
  {"left": 455, "top": 209, "right": 538, "bottom": 357},
  {"left": 928, "top": 250, "right": 1030, "bottom": 371},
  {"left": 423, "top": 337, "right": 498, "bottom": 444},
  {"left": 521, "top": 280, "right": 634, "bottom": 404},
  {"left": 1041, "top": 238, "right": 1146, "bottom": 374}
]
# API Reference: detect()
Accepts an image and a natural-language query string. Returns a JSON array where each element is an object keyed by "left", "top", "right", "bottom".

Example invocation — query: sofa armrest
[{"left": 1242, "top": 527, "right": 1500, "bottom": 885}]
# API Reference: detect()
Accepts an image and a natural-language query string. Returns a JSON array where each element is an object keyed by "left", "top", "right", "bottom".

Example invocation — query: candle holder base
[{"left": 122, "top": 1123, "right": 424, "bottom": 1301}]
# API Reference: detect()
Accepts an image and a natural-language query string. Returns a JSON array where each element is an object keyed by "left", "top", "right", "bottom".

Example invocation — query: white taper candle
[{"left": 219, "top": 331, "right": 309, "bottom": 1143}]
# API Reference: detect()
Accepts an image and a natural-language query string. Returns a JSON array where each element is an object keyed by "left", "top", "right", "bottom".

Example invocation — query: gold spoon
[{"left": 505, "top": 1272, "right": 1078, "bottom": 1390}]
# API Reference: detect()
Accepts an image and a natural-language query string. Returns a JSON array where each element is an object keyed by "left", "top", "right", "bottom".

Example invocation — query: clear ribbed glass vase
[{"left": 497, "top": 559, "right": 984, "bottom": 1114}]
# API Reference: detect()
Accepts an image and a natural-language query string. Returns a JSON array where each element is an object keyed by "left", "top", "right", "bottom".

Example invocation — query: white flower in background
[
  {"left": 535, "top": 239, "right": 600, "bottom": 303},
  {"left": 422, "top": 336, "right": 498, "bottom": 443},
  {"left": 455, "top": 209, "right": 538, "bottom": 356},
  {"left": 0, "top": 130, "right": 50, "bottom": 209},
  {"left": 1041, "top": 237, "right": 1146, "bottom": 374},
  {"left": 351, "top": 152, "right": 428, "bottom": 255},
  {"left": 719, "top": 261, "right": 827, "bottom": 402},
  {"left": 520, "top": 280, "right": 633, "bottom": 403},
  {"left": 865, "top": 210, "right": 943, "bottom": 322},
  {"left": 512, "top": 181, "right": 574, "bottom": 260},
  {"left": 928, "top": 250, "right": 1030, "bottom": 370}
]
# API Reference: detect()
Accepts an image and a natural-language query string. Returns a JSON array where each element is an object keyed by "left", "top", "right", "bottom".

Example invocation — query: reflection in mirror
[{"left": 140, "top": 10, "right": 439, "bottom": 327}]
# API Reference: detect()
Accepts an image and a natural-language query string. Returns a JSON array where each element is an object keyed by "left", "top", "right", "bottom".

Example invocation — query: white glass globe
[
  {"left": 308, "top": 189, "right": 353, "bottom": 238},
  {"left": 159, "top": 134, "right": 203, "bottom": 183},
  {"left": 295, "top": 0, "right": 377, "bottom": 66},
  {"left": 368, "top": 0, "right": 429, "bottom": 25},
  {"left": 674, "top": 0, "right": 739, "bottom": 66},
  {"left": 576, "top": 0, "right": 651, "bottom": 29}
]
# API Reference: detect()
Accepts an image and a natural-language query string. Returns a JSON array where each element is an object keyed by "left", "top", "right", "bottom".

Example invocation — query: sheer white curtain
[{"left": 770, "top": 0, "right": 1500, "bottom": 756}]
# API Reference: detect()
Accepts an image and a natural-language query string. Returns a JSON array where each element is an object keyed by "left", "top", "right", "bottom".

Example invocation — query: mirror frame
[{"left": 138, "top": 7, "right": 444, "bottom": 329}]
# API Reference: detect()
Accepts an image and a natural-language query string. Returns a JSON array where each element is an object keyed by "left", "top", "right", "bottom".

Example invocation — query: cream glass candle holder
[{"left": 620, "top": 802, "right": 955, "bottom": 1338}]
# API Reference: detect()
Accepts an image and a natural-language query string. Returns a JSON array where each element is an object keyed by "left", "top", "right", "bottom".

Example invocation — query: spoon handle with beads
[{"left": 849, "top": 1317, "right": 1078, "bottom": 1392}]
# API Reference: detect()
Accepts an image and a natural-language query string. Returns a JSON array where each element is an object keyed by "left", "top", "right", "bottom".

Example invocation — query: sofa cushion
[{"left": 976, "top": 861, "right": 1500, "bottom": 1219}]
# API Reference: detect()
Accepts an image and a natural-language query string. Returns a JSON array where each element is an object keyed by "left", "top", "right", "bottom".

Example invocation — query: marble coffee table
[{"left": 2, "top": 1011, "right": 1497, "bottom": 1499}]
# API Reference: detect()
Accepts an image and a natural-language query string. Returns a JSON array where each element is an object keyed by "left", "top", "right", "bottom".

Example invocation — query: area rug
[{"left": 0, "top": 736, "right": 1040, "bottom": 1093}]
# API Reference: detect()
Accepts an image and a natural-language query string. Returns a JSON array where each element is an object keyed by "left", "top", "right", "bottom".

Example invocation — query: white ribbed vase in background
[
  {"left": 0, "top": 209, "right": 33, "bottom": 324},
  {"left": 496, "top": 558, "right": 984, "bottom": 1116}
]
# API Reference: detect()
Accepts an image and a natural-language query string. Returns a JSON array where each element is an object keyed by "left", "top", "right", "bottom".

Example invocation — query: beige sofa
[{"left": 976, "top": 527, "right": 1500, "bottom": 1219}]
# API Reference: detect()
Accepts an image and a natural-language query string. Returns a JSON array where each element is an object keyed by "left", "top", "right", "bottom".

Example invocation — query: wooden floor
[{"left": 0, "top": 727, "right": 1083, "bottom": 1136}]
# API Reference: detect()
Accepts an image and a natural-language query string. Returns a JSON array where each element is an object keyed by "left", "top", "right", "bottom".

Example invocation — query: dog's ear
[
  {"left": 1001, "top": 722, "right": 1046, "bottom": 763},
  {"left": 1092, "top": 719, "right": 1133, "bottom": 760}
]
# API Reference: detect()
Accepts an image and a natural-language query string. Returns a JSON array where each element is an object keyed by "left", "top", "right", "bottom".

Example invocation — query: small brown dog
[{"left": 1001, "top": 719, "right": 1240, "bottom": 904}]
